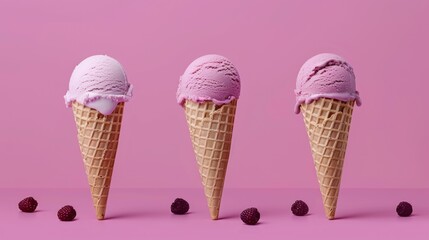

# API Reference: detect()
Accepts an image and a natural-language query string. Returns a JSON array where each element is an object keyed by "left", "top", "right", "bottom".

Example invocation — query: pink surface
[
  {"left": 177, "top": 54, "right": 240, "bottom": 106},
  {"left": 1, "top": 0, "right": 429, "bottom": 190},
  {"left": 1, "top": 189, "right": 428, "bottom": 239},
  {"left": 294, "top": 53, "right": 361, "bottom": 113}
]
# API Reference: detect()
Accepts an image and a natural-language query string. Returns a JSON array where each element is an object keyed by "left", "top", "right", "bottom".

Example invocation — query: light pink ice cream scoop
[
  {"left": 64, "top": 55, "right": 133, "bottom": 115},
  {"left": 177, "top": 54, "right": 240, "bottom": 106},
  {"left": 294, "top": 53, "right": 361, "bottom": 113}
]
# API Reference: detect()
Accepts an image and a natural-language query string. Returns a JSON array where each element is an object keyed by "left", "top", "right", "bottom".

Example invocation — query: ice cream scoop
[
  {"left": 294, "top": 53, "right": 361, "bottom": 113},
  {"left": 64, "top": 55, "right": 133, "bottom": 115},
  {"left": 177, "top": 54, "right": 240, "bottom": 106}
]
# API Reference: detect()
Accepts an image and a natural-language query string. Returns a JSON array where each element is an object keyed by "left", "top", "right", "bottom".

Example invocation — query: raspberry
[
  {"left": 396, "top": 202, "right": 413, "bottom": 217},
  {"left": 240, "top": 207, "right": 260, "bottom": 225},
  {"left": 18, "top": 197, "right": 38, "bottom": 213},
  {"left": 57, "top": 205, "right": 77, "bottom": 221},
  {"left": 291, "top": 200, "right": 309, "bottom": 216},
  {"left": 171, "top": 198, "right": 190, "bottom": 215}
]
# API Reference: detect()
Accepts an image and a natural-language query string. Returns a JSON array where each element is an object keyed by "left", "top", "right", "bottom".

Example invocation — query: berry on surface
[
  {"left": 240, "top": 207, "right": 260, "bottom": 225},
  {"left": 18, "top": 197, "right": 38, "bottom": 213},
  {"left": 396, "top": 202, "right": 412, "bottom": 217},
  {"left": 291, "top": 200, "right": 309, "bottom": 216},
  {"left": 57, "top": 205, "right": 77, "bottom": 221},
  {"left": 171, "top": 198, "right": 190, "bottom": 215}
]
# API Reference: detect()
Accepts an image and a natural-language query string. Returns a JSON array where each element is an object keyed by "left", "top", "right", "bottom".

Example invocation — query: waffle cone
[
  {"left": 301, "top": 98, "right": 354, "bottom": 220},
  {"left": 184, "top": 99, "right": 237, "bottom": 220},
  {"left": 72, "top": 101, "right": 124, "bottom": 220}
]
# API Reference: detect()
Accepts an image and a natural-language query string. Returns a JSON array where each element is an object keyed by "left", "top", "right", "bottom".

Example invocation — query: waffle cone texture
[
  {"left": 301, "top": 98, "right": 354, "bottom": 220},
  {"left": 184, "top": 99, "right": 237, "bottom": 220},
  {"left": 72, "top": 102, "right": 124, "bottom": 220}
]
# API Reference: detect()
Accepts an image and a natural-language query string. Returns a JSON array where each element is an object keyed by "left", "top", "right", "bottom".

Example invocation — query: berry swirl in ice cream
[
  {"left": 294, "top": 53, "right": 361, "bottom": 113},
  {"left": 64, "top": 55, "right": 133, "bottom": 115},
  {"left": 176, "top": 54, "right": 240, "bottom": 106}
]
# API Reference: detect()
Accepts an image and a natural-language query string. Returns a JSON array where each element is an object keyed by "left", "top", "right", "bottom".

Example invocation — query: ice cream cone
[
  {"left": 301, "top": 98, "right": 354, "bottom": 220},
  {"left": 184, "top": 99, "right": 237, "bottom": 220},
  {"left": 72, "top": 101, "right": 124, "bottom": 220}
]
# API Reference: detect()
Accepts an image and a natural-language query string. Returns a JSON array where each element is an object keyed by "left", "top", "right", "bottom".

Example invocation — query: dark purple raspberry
[
  {"left": 396, "top": 202, "right": 413, "bottom": 217},
  {"left": 240, "top": 207, "right": 260, "bottom": 225},
  {"left": 57, "top": 205, "right": 77, "bottom": 221},
  {"left": 291, "top": 200, "right": 309, "bottom": 216},
  {"left": 171, "top": 198, "right": 190, "bottom": 215},
  {"left": 18, "top": 197, "right": 38, "bottom": 212}
]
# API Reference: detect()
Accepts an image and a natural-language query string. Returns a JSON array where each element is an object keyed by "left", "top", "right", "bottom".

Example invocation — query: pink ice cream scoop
[
  {"left": 64, "top": 55, "right": 133, "bottom": 115},
  {"left": 176, "top": 54, "right": 240, "bottom": 106},
  {"left": 294, "top": 53, "right": 361, "bottom": 113}
]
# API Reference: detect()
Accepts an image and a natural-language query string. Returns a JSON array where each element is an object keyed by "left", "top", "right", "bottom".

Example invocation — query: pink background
[{"left": 1, "top": 0, "right": 428, "bottom": 189}]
